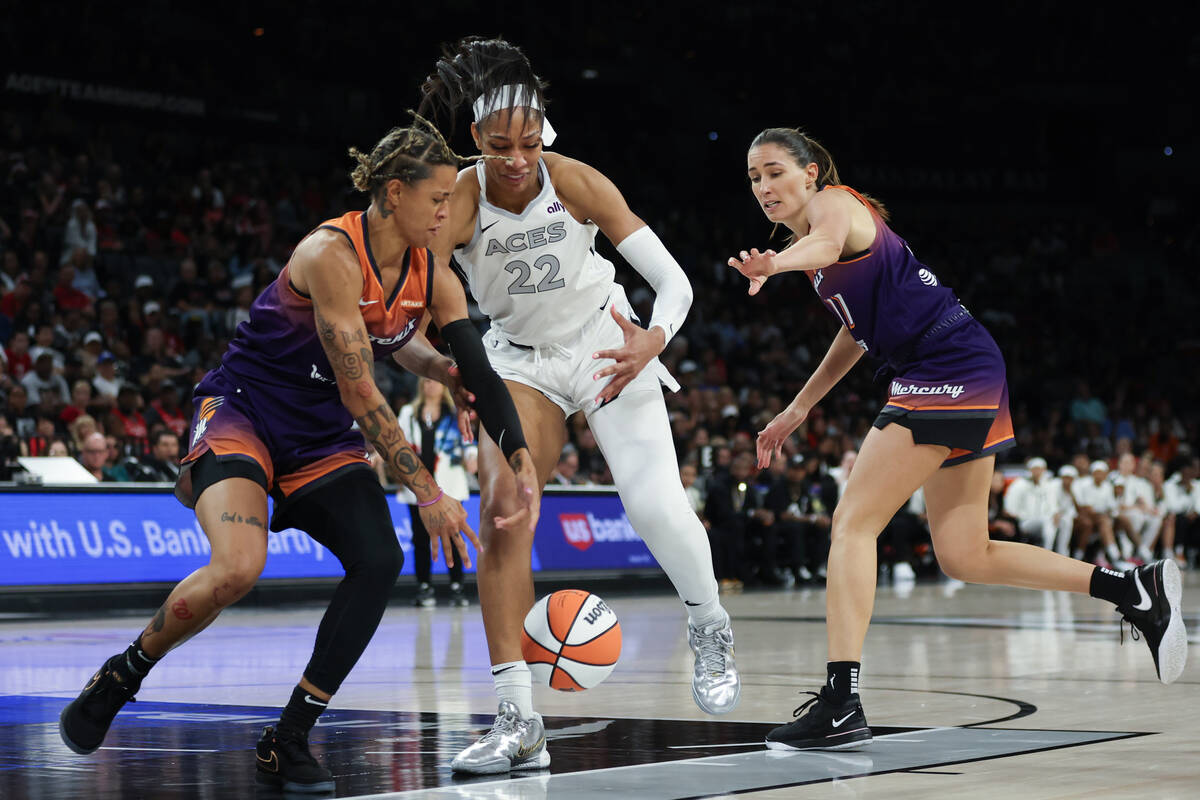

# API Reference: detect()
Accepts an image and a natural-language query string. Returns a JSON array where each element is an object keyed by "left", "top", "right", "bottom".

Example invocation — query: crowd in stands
[{"left": 2, "top": 105, "right": 1197, "bottom": 586}]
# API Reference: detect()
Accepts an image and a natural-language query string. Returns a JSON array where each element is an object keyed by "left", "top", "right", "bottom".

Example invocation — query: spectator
[
  {"left": 137, "top": 429, "right": 181, "bottom": 482},
  {"left": 47, "top": 439, "right": 70, "bottom": 457},
  {"left": 987, "top": 469, "right": 1021, "bottom": 541},
  {"left": 59, "top": 379, "right": 93, "bottom": 426},
  {"left": 21, "top": 352, "right": 69, "bottom": 403},
  {"left": 92, "top": 352, "right": 122, "bottom": 402},
  {"left": 1071, "top": 461, "right": 1128, "bottom": 568},
  {"left": 680, "top": 462, "right": 705, "bottom": 515},
  {"left": 53, "top": 259, "right": 93, "bottom": 312},
  {"left": 4, "top": 330, "right": 33, "bottom": 381},
  {"left": 1165, "top": 462, "right": 1200, "bottom": 567},
  {"left": 107, "top": 384, "right": 149, "bottom": 455},
  {"left": 3, "top": 384, "right": 37, "bottom": 439},
  {"left": 78, "top": 431, "right": 127, "bottom": 482},
  {"left": 1111, "top": 452, "right": 1158, "bottom": 564},
  {"left": 705, "top": 452, "right": 773, "bottom": 591},
  {"left": 1003, "top": 457, "right": 1058, "bottom": 549},
  {"left": 145, "top": 382, "right": 188, "bottom": 438},
  {"left": 60, "top": 199, "right": 97, "bottom": 265},
  {"left": 69, "top": 413, "right": 99, "bottom": 454},
  {"left": 394, "top": 377, "right": 476, "bottom": 608},
  {"left": 549, "top": 445, "right": 585, "bottom": 486},
  {"left": 765, "top": 454, "right": 824, "bottom": 584},
  {"left": 0, "top": 273, "right": 34, "bottom": 320},
  {"left": 28, "top": 324, "right": 64, "bottom": 371},
  {"left": 1049, "top": 465, "right": 1080, "bottom": 555}
]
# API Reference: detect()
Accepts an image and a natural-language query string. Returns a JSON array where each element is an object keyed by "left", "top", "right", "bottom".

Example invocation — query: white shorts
[{"left": 482, "top": 284, "right": 679, "bottom": 418}]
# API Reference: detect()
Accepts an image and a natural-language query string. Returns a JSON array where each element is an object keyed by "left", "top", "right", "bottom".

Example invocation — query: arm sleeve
[
  {"left": 439, "top": 319, "right": 528, "bottom": 459},
  {"left": 615, "top": 226, "right": 693, "bottom": 345}
]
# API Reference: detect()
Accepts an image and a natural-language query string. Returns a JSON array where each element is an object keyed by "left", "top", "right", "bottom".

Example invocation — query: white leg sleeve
[{"left": 586, "top": 388, "right": 720, "bottom": 617}]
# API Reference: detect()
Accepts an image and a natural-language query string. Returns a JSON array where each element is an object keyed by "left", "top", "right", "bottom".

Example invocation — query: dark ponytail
[
  {"left": 750, "top": 128, "right": 889, "bottom": 221},
  {"left": 419, "top": 36, "right": 548, "bottom": 133}
]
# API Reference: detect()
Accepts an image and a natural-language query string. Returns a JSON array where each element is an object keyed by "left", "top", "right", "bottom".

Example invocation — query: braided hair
[
  {"left": 347, "top": 112, "right": 460, "bottom": 200},
  {"left": 419, "top": 36, "right": 548, "bottom": 132}
]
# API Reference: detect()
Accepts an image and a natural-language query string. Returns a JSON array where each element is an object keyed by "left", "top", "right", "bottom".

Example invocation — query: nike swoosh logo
[
  {"left": 304, "top": 694, "right": 328, "bottom": 707},
  {"left": 359, "top": 298, "right": 379, "bottom": 307},
  {"left": 829, "top": 676, "right": 835, "bottom": 690},
  {"left": 1132, "top": 569, "right": 1153, "bottom": 612},
  {"left": 256, "top": 751, "right": 279, "bottom": 772},
  {"left": 480, "top": 221, "right": 499, "bottom": 235},
  {"left": 491, "top": 665, "right": 517, "bottom": 675},
  {"left": 831, "top": 712, "right": 855, "bottom": 728}
]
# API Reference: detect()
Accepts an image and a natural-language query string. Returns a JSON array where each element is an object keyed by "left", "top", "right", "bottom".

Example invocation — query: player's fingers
[
  {"left": 459, "top": 518, "right": 482, "bottom": 556},
  {"left": 740, "top": 250, "right": 750, "bottom": 261},
  {"left": 458, "top": 409, "right": 473, "bottom": 442},
  {"left": 494, "top": 507, "right": 531, "bottom": 531},
  {"left": 439, "top": 532, "right": 455, "bottom": 568},
  {"left": 429, "top": 529, "right": 441, "bottom": 565},
  {"left": 750, "top": 247, "right": 761, "bottom": 258}
]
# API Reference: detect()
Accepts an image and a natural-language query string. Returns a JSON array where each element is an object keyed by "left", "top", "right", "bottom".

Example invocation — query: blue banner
[{"left": 0, "top": 489, "right": 660, "bottom": 586}]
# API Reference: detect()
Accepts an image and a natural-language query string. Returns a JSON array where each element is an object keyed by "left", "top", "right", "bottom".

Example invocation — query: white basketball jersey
[{"left": 455, "top": 159, "right": 615, "bottom": 346}]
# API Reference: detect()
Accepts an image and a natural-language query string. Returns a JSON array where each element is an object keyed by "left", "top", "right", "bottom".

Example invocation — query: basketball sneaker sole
[{"left": 1157, "top": 559, "right": 1187, "bottom": 685}]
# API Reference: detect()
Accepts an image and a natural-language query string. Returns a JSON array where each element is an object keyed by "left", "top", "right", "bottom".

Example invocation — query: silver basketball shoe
[
  {"left": 451, "top": 701, "right": 550, "bottom": 774},
  {"left": 688, "top": 612, "right": 741, "bottom": 714}
]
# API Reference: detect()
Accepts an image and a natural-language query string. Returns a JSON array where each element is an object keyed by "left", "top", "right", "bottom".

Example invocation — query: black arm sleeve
[{"left": 439, "top": 319, "right": 528, "bottom": 459}]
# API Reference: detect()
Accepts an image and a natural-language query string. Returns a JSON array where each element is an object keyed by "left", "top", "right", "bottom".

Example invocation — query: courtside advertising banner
[{"left": 0, "top": 489, "right": 659, "bottom": 586}]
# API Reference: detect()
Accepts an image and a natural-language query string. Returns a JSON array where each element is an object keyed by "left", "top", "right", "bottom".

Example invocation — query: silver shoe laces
[
  {"left": 480, "top": 709, "right": 521, "bottom": 743},
  {"left": 694, "top": 625, "right": 731, "bottom": 676}
]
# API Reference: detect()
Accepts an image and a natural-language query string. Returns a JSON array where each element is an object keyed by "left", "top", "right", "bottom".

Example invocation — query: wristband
[{"left": 417, "top": 489, "right": 444, "bottom": 508}]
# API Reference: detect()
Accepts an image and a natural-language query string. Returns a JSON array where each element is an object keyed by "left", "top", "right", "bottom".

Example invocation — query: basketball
[{"left": 521, "top": 590, "right": 622, "bottom": 691}]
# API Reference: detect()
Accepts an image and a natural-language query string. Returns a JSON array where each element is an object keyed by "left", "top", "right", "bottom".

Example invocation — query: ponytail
[{"left": 750, "top": 128, "right": 889, "bottom": 221}]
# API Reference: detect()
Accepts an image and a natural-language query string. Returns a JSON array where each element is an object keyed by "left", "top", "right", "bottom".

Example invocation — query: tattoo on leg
[
  {"left": 150, "top": 605, "right": 166, "bottom": 633},
  {"left": 171, "top": 598, "right": 194, "bottom": 620}
]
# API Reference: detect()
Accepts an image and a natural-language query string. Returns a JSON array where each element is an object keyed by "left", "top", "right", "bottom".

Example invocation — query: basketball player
[
  {"left": 402, "top": 37, "right": 740, "bottom": 774},
  {"left": 728, "top": 128, "right": 1188, "bottom": 751},
  {"left": 59, "top": 119, "right": 539, "bottom": 792}
]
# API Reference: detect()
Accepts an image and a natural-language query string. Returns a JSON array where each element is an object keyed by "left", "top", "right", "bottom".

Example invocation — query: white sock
[
  {"left": 685, "top": 597, "right": 726, "bottom": 629},
  {"left": 1107, "top": 544, "right": 1122, "bottom": 562},
  {"left": 491, "top": 661, "right": 533, "bottom": 718}
]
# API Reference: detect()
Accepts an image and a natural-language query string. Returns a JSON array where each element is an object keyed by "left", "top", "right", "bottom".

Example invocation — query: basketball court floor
[{"left": 2, "top": 577, "right": 1197, "bottom": 798}]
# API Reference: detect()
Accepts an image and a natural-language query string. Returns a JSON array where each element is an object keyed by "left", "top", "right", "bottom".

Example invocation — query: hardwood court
[{"left": 2, "top": 577, "right": 1196, "bottom": 798}]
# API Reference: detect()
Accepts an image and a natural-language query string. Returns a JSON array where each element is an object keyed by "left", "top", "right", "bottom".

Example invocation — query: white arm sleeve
[{"left": 615, "top": 226, "right": 693, "bottom": 346}]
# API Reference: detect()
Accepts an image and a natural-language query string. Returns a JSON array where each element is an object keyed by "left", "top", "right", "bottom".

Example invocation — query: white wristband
[{"left": 615, "top": 226, "right": 693, "bottom": 346}]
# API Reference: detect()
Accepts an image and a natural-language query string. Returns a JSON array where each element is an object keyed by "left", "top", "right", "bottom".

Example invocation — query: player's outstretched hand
[
  {"left": 591, "top": 306, "right": 666, "bottom": 407},
  {"left": 422, "top": 491, "right": 482, "bottom": 569},
  {"left": 728, "top": 248, "right": 777, "bottom": 296},
  {"left": 494, "top": 447, "right": 541, "bottom": 533},
  {"left": 756, "top": 403, "right": 808, "bottom": 469},
  {"left": 444, "top": 364, "right": 477, "bottom": 444}
]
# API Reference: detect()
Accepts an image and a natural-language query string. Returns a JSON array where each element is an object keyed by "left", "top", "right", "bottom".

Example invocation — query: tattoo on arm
[{"left": 313, "top": 299, "right": 436, "bottom": 496}]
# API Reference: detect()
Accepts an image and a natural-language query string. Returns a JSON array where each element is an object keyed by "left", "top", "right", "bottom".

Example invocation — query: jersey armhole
[{"left": 425, "top": 249, "right": 435, "bottom": 309}]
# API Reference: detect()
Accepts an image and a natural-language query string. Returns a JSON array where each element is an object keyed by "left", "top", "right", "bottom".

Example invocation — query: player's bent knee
[{"left": 210, "top": 557, "right": 265, "bottom": 606}]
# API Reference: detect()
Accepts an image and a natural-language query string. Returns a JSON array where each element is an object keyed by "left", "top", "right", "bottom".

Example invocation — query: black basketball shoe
[
  {"left": 59, "top": 654, "right": 140, "bottom": 754},
  {"left": 1117, "top": 559, "right": 1187, "bottom": 684},
  {"left": 765, "top": 688, "right": 872, "bottom": 751},
  {"left": 255, "top": 726, "right": 335, "bottom": 794}
]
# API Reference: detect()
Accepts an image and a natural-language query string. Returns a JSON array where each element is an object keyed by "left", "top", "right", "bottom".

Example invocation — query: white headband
[{"left": 471, "top": 84, "right": 557, "bottom": 146}]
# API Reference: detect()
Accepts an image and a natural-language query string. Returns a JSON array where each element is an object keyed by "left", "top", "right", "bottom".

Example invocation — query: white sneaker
[
  {"left": 687, "top": 613, "right": 741, "bottom": 714},
  {"left": 451, "top": 701, "right": 550, "bottom": 775},
  {"left": 892, "top": 562, "right": 916, "bottom": 582}
]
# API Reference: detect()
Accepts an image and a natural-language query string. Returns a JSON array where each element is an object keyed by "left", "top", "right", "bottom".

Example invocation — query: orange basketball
[{"left": 521, "top": 589, "right": 621, "bottom": 691}]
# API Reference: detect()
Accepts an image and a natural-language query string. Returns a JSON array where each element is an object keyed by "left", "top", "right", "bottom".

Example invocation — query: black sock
[
  {"left": 825, "top": 661, "right": 860, "bottom": 704},
  {"left": 1089, "top": 565, "right": 1131, "bottom": 606},
  {"left": 277, "top": 684, "right": 328, "bottom": 741},
  {"left": 115, "top": 635, "right": 160, "bottom": 681}
]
